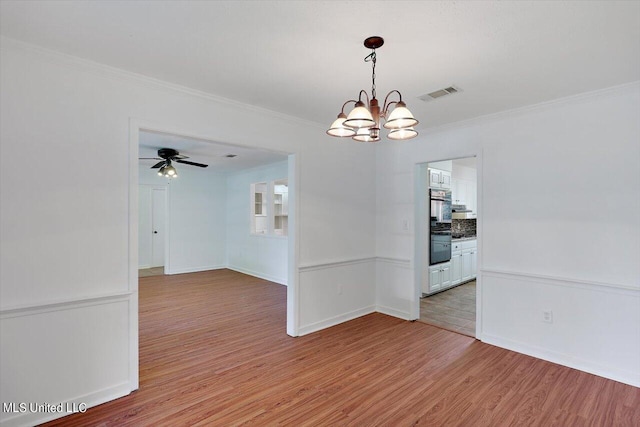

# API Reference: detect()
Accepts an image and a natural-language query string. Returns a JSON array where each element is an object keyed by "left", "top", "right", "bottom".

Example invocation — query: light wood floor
[
  {"left": 138, "top": 266, "right": 165, "bottom": 277},
  {"left": 43, "top": 270, "right": 639, "bottom": 426},
  {"left": 420, "top": 280, "right": 476, "bottom": 337}
]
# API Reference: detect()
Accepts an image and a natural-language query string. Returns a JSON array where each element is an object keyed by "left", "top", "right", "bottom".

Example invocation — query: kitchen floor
[
  {"left": 138, "top": 266, "right": 165, "bottom": 277},
  {"left": 420, "top": 280, "right": 475, "bottom": 337}
]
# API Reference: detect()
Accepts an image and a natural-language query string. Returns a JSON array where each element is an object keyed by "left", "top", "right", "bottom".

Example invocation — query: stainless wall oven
[{"left": 429, "top": 189, "right": 452, "bottom": 265}]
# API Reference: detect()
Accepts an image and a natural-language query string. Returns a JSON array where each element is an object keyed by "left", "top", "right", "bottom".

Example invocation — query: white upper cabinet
[
  {"left": 273, "top": 179, "right": 289, "bottom": 236},
  {"left": 451, "top": 160, "right": 477, "bottom": 214},
  {"left": 429, "top": 168, "right": 452, "bottom": 189},
  {"left": 467, "top": 182, "right": 477, "bottom": 214},
  {"left": 451, "top": 178, "right": 465, "bottom": 205},
  {"left": 452, "top": 178, "right": 477, "bottom": 213}
]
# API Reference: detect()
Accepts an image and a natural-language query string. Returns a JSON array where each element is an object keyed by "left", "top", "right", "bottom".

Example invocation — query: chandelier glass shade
[
  {"left": 326, "top": 113, "right": 356, "bottom": 137},
  {"left": 327, "top": 36, "right": 418, "bottom": 142},
  {"left": 387, "top": 127, "right": 418, "bottom": 140},
  {"left": 343, "top": 101, "right": 376, "bottom": 129}
]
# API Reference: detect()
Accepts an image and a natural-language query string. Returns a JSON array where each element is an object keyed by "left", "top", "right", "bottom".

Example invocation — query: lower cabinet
[
  {"left": 451, "top": 251, "right": 462, "bottom": 285},
  {"left": 427, "top": 239, "right": 477, "bottom": 295},
  {"left": 461, "top": 250, "right": 473, "bottom": 282},
  {"left": 427, "top": 262, "right": 451, "bottom": 294},
  {"left": 460, "top": 239, "right": 478, "bottom": 283}
]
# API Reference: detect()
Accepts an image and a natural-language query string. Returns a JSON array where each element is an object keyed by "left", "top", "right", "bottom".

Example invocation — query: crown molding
[
  {"left": 3, "top": 36, "right": 637, "bottom": 142},
  {"left": 0, "top": 36, "right": 325, "bottom": 131}
]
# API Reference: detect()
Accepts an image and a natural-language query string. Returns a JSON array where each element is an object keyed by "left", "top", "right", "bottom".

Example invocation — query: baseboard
[
  {"left": 297, "top": 305, "right": 376, "bottom": 336},
  {"left": 479, "top": 332, "right": 640, "bottom": 388},
  {"left": 226, "top": 265, "right": 287, "bottom": 286},
  {"left": 1, "top": 382, "right": 132, "bottom": 427},
  {"left": 137, "top": 264, "right": 151, "bottom": 270},
  {"left": 165, "top": 264, "right": 226, "bottom": 275},
  {"left": 376, "top": 305, "right": 413, "bottom": 320}
]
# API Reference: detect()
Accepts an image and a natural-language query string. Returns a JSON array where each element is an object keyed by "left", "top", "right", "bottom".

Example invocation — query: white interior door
[
  {"left": 138, "top": 186, "right": 152, "bottom": 268},
  {"left": 151, "top": 188, "right": 166, "bottom": 267}
]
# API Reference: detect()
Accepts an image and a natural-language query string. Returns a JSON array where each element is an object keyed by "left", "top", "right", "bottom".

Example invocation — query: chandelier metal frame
[{"left": 327, "top": 36, "right": 418, "bottom": 142}]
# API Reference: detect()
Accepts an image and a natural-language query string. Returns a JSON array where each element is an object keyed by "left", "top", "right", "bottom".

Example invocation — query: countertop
[{"left": 452, "top": 236, "right": 477, "bottom": 242}]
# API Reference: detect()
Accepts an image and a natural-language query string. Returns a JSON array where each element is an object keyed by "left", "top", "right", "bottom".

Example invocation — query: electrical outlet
[
  {"left": 337, "top": 284, "right": 343, "bottom": 295},
  {"left": 542, "top": 310, "right": 553, "bottom": 323},
  {"left": 402, "top": 219, "right": 409, "bottom": 232}
]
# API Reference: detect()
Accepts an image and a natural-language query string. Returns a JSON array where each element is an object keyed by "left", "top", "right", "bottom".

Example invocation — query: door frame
[
  {"left": 127, "top": 118, "right": 299, "bottom": 390},
  {"left": 412, "top": 151, "right": 483, "bottom": 339}
]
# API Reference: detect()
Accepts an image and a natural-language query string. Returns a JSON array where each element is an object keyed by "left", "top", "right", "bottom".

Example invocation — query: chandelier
[{"left": 327, "top": 36, "right": 418, "bottom": 142}]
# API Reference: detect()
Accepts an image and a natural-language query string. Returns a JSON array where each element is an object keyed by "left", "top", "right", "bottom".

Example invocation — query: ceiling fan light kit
[
  {"left": 327, "top": 36, "right": 418, "bottom": 142},
  {"left": 139, "top": 148, "right": 208, "bottom": 179},
  {"left": 157, "top": 162, "right": 178, "bottom": 178}
]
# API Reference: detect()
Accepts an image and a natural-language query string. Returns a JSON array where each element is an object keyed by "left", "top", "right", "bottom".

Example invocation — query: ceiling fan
[{"left": 139, "top": 148, "right": 208, "bottom": 178}]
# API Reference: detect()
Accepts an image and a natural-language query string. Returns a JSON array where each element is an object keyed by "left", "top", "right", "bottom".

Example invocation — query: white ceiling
[
  {"left": 1, "top": 1, "right": 639, "bottom": 134},
  {"left": 139, "top": 130, "right": 287, "bottom": 173}
]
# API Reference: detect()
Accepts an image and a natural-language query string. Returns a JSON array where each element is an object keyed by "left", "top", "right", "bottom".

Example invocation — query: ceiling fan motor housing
[{"left": 158, "top": 148, "right": 179, "bottom": 159}]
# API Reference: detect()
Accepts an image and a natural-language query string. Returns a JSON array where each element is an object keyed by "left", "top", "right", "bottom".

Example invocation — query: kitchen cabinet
[
  {"left": 273, "top": 180, "right": 289, "bottom": 236},
  {"left": 467, "top": 183, "right": 477, "bottom": 214},
  {"left": 425, "top": 240, "right": 476, "bottom": 295},
  {"left": 451, "top": 239, "right": 476, "bottom": 285},
  {"left": 451, "top": 178, "right": 477, "bottom": 214},
  {"left": 451, "top": 251, "right": 462, "bottom": 285},
  {"left": 461, "top": 251, "right": 474, "bottom": 282},
  {"left": 428, "top": 267, "right": 441, "bottom": 293},
  {"left": 426, "top": 262, "right": 451, "bottom": 294},
  {"left": 429, "top": 168, "right": 451, "bottom": 189},
  {"left": 460, "top": 239, "right": 477, "bottom": 282},
  {"left": 451, "top": 178, "right": 466, "bottom": 205},
  {"left": 471, "top": 248, "right": 477, "bottom": 278},
  {"left": 254, "top": 191, "right": 265, "bottom": 216}
]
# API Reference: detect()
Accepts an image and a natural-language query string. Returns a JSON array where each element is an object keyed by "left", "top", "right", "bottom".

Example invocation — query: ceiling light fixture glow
[
  {"left": 327, "top": 36, "right": 419, "bottom": 142},
  {"left": 158, "top": 161, "right": 178, "bottom": 178}
]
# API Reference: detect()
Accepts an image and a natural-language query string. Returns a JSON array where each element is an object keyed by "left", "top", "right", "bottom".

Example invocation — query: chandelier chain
[{"left": 365, "top": 50, "right": 377, "bottom": 99}]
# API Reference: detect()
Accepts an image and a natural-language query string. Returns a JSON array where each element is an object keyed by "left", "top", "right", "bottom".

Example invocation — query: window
[{"left": 251, "top": 179, "right": 288, "bottom": 236}]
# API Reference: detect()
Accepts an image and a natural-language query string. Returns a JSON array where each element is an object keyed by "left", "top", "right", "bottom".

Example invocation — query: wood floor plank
[
  {"left": 420, "top": 280, "right": 476, "bottom": 336},
  {"left": 40, "top": 269, "right": 639, "bottom": 427}
]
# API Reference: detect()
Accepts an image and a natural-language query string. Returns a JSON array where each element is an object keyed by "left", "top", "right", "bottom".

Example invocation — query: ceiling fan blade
[
  {"left": 175, "top": 159, "right": 208, "bottom": 168},
  {"left": 151, "top": 161, "right": 166, "bottom": 169},
  {"left": 139, "top": 157, "right": 162, "bottom": 160}
]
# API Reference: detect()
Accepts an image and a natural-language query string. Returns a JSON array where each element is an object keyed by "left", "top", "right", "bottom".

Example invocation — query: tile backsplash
[{"left": 452, "top": 218, "right": 476, "bottom": 236}]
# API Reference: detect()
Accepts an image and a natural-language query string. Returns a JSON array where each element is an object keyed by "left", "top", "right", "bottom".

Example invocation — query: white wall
[
  {"left": 0, "top": 38, "right": 377, "bottom": 427},
  {"left": 452, "top": 163, "right": 476, "bottom": 182},
  {"left": 375, "top": 83, "right": 640, "bottom": 386},
  {"left": 4, "top": 32, "right": 635, "bottom": 427},
  {"left": 226, "top": 161, "right": 289, "bottom": 284},
  {"left": 139, "top": 167, "right": 227, "bottom": 274},
  {"left": 428, "top": 159, "right": 452, "bottom": 172}
]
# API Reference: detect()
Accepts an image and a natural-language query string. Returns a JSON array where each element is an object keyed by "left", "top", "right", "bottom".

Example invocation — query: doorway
[
  {"left": 416, "top": 156, "right": 478, "bottom": 337},
  {"left": 138, "top": 186, "right": 166, "bottom": 277},
  {"left": 130, "top": 121, "right": 298, "bottom": 332}
]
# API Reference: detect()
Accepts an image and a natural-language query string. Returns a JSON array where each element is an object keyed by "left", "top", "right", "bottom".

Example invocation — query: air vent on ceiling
[
  {"left": 224, "top": 154, "right": 237, "bottom": 158},
  {"left": 419, "top": 85, "right": 462, "bottom": 102}
]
